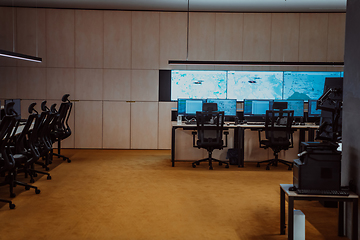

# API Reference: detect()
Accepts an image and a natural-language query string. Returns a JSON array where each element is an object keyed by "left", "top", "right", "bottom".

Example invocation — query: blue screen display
[
  {"left": 177, "top": 99, "right": 206, "bottom": 116},
  {"left": 244, "top": 99, "right": 274, "bottom": 116},
  {"left": 283, "top": 71, "right": 341, "bottom": 100},
  {"left": 275, "top": 100, "right": 304, "bottom": 117},
  {"left": 207, "top": 99, "right": 237, "bottom": 116},
  {"left": 171, "top": 70, "right": 227, "bottom": 100},
  {"left": 308, "top": 99, "right": 322, "bottom": 117},
  {"left": 172, "top": 71, "right": 344, "bottom": 101}
]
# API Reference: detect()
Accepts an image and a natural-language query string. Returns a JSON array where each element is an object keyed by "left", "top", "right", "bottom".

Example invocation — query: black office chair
[
  {"left": 256, "top": 107, "right": 294, "bottom": 170},
  {"left": 192, "top": 110, "right": 229, "bottom": 170},
  {"left": 0, "top": 116, "right": 17, "bottom": 209},
  {"left": 50, "top": 94, "right": 72, "bottom": 163}
]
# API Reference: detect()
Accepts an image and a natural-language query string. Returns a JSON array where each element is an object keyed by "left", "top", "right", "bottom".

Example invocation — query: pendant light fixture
[{"left": 0, "top": 0, "right": 42, "bottom": 63}]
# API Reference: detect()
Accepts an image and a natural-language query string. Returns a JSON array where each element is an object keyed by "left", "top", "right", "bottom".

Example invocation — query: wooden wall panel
[
  {"left": 271, "top": 13, "right": 300, "bottom": 62},
  {"left": 104, "top": 11, "right": 132, "bottom": 69},
  {"left": 188, "top": 12, "right": 216, "bottom": 61},
  {"left": 46, "top": 9, "right": 75, "bottom": 68},
  {"left": 132, "top": 12, "right": 160, "bottom": 69},
  {"left": 243, "top": 13, "right": 272, "bottom": 61},
  {"left": 75, "top": 10, "right": 104, "bottom": 68},
  {"left": 131, "top": 102, "right": 158, "bottom": 149},
  {"left": 299, "top": 13, "right": 329, "bottom": 62},
  {"left": 159, "top": 12, "right": 187, "bottom": 69},
  {"left": 75, "top": 69, "right": 103, "bottom": 100},
  {"left": 158, "top": 102, "right": 176, "bottom": 149},
  {"left": 0, "top": 67, "right": 17, "bottom": 99},
  {"left": 74, "top": 101, "right": 103, "bottom": 148},
  {"left": 46, "top": 68, "right": 75, "bottom": 100},
  {"left": 17, "top": 67, "right": 46, "bottom": 99},
  {"left": 0, "top": 7, "right": 17, "bottom": 67},
  {"left": 103, "top": 101, "right": 131, "bottom": 149},
  {"left": 103, "top": 69, "right": 131, "bottom": 101},
  {"left": 131, "top": 70, "right": 158, "bottom": 101},
  {"left": 215, "top": 13, "right": 243, "bottom": 61},
  {"left": 327, "top": 13, "right": 346, "bottom": 62},
  {"left": 16, "top": 8, "right": 47, "bottom": 68}
]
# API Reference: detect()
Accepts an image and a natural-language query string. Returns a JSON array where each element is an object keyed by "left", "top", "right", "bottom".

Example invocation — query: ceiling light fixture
[
  {"left": 0, "top": 49, "right": 42, "bottom": 62},
  {"left": 0, "top": 0, "right": 42, "bottom": 63}
]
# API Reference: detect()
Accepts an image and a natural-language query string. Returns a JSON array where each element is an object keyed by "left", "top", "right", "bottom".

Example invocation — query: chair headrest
[
  {"left": 41, "top": 101, "right": 49, "bottom": 112},
  {"left": 5, "top": 102, "right": 16, "bottom": 116},
  {"left": 50, "top": 103, "right": 57, "bottom": 113},
  {"left": 62, "top": 94, "right": 70, "bottom": 102},
  {"left": 28, "top": 102, "right": 38, "bottom": 114}
]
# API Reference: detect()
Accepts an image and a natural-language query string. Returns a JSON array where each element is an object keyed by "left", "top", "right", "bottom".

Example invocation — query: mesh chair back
[
  {"left": 0, "top": 116, "right": 16, "bottom": 170},
  {"left": 196, "top": 111, "right": 224, "bottom": 149},
  {"left": 264, "top": 109, "right": 294, "bottom": 146}
]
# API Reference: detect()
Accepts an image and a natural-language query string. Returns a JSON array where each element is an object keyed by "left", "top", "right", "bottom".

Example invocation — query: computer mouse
[{"left": 288, "top": 186, "right": 297, "bottom": 191}]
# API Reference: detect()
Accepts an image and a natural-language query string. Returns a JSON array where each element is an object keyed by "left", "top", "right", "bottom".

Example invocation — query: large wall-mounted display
[{"left": 170, "top": 70, "right": 343, "bottom": 101}]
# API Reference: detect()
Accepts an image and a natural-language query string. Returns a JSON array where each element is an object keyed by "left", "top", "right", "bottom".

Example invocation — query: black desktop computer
[{"left": 293, "top": 142, "right": 341, "bottom": 191}]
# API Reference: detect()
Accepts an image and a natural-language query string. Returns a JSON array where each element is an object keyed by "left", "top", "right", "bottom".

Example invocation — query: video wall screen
[
  {"left": 170, "top": 70, "right": 343, "bottom": 101},
  {"left": 171, "top": 70, "right": 227, "bottom": 100}
]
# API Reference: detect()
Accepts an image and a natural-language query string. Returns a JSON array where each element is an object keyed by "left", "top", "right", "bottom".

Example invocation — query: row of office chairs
[
  {"left": 0, "top": 94, "right": 72, "bottom": 209},
  {"left": 191, "top": 102, "right": 294, "bottom": 170}
]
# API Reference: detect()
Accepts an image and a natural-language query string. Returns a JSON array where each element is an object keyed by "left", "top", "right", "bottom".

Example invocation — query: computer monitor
[
  {"left": 4, "top": 99, "right": 21, "bottom": 118},
  {"left": 307, "top": 99, "right": 321, "bottom": 117},
  {"left": 177, "top": 98, "right": 205, "bottom": 117},
  {"left": 275, "top": 100, "right": 304, "bottom": 118},
  {"left": 243, "top": 99, "right": 274, "bottom": 117},
  {"left": 207, "top": 99, "right": 237, "bottom": 116}
]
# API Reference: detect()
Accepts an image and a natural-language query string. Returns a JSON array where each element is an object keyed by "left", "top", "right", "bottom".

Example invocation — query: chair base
[
  {"left": 192, "top": 157, "right": 229, "bottom": 170},
  {"left": 257, "top": 158, "right": 293, "bottom": 170},
  {"left": 0, "top": 198, "right": 15, "bottom": 209}
]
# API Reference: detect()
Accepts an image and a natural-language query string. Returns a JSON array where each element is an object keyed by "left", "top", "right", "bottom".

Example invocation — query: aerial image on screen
[
  {"left": 171, "top": 70, "right": 227, "bottom": 100},
  {"left": 227, "top": 71, "right": 283, "bottom": 100},
  {"left": 207, "top": 99, "right": 237, "bottom": 116},
  {"left": 283, "top": 71, "right": 341, "bottom": 100}
]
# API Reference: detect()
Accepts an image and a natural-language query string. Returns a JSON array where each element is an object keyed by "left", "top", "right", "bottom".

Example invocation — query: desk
[
  {"left": 171, "top": 122, "right": 318, "bottom": 168},
  {"left": 171, "top": 122, "right": 243, "bottom": 167},
  {"left": 280, "top": 184, "right": 358, "bottom": 240}
]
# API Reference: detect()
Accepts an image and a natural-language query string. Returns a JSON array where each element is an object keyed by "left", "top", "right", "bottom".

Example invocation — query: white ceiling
[{"left": 0, "top": 0, "right": 347, "bottom": 12}]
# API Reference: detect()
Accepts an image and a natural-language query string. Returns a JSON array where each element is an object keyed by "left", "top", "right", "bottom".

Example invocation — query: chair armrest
[
  {"left": 192, "top": 131, "right": 198, "bottom": 148},
  {"left": 258, "top": 129, "right": 265, "bottom": 148},
  {"left": 223, "top": 131, "right": 229, "bottom": 148}
]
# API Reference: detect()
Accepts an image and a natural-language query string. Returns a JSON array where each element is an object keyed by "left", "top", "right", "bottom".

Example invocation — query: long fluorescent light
[
  {"left": 168, "top": 60, "right": 344, "bottom": 67},
  {"left": 0, "top": 49, "right": 42, "bottom": 63}
]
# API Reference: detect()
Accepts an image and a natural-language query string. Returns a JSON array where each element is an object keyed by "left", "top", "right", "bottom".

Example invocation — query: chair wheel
[
  {"left": 9, "top": 203, "right": 15, "bottom": 209},
  {"left": 266, "top": 166, "right": 270, "bottom": 170},
  {"left": 30, "top": 179, "right": 35, "bottom": 183},
  {"left": 256, "top": 163, "right": 260, "bottom": 167},
  {"left": 225, "top": 165, "right": 229, "bottom": 168},
  {"left": 209, "top": 166, "right": 213, "bottom": 170},
  {"left": 67, "top": 159, "right": 71, "bottom": 163},
  {"left": 219, "top": 162, "right": 222, "bottom": 166},
  {"left": 288, "top": 167, "right": 292, "bottom": 171},
  {"left": 10, "top": 193, "right": 16, "bottom": 198},
  {"left": 45, "top": 167, "right": 49, "bottom": 171},
  {"left": 35, "top": 189, "right": 41, "bottom": 194},
  {"left": 25, "top": 186, "right": 30, "bottom": 190},
  {"left": 192, "top": 164, "right": 196, "bottom": 168},
  {"left": 47, "top": 175, "right": 52, "bottom": 180}
]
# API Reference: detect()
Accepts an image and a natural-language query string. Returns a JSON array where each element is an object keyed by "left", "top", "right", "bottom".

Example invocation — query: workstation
[{"left": 1, "top": 0, "right": 360, "bottom": 239}]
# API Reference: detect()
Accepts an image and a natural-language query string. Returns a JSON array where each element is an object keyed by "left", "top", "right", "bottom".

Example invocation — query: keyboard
[
  {"left": 296, "top": 189, "right": 349, "bottom": 196},
  {"left": 246, "top": 122, "right": 264, "bottom": 125}
]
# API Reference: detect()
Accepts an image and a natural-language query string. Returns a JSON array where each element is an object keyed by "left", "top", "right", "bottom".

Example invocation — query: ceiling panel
[{"left": 0, "top": 0, "right": 346, "bottom": 12}]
